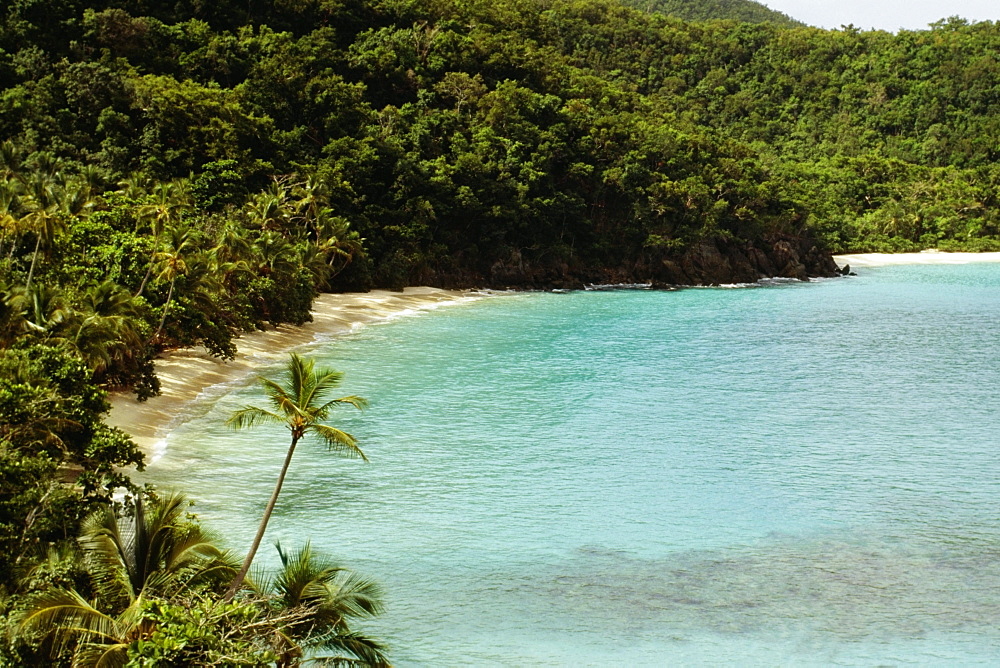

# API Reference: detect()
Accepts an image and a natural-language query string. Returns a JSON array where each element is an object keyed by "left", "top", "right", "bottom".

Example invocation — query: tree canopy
[{"left": 1, "top": 0, "right": 999, "bottom": 661}]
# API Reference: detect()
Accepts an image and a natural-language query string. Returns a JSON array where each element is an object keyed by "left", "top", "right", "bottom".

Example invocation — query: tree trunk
[
  {"left": 135, "top": 260, "right": 154, "bottom": 298},
  {"left": 224, "top": 434, "right": 300, "bottom": 602},
  {"left": 135, "top": 231, "right": 161, "bottom": 298},
  {"left": 25, "top": 234, "right": 41, "bottom": 290},
  {"left": 152, "top": 278, "right": 175, "bottom": 342}
]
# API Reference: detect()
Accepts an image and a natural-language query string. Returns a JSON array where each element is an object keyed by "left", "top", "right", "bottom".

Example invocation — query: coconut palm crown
[
  {"left": 223, "top": 352, "right": 368, "bottom": 601},
  {"left": 15, "top": 492, "right": 236, "bottom": 666},
  {"left": 263, "top": 541, "right": 389, "bottom": 667}
]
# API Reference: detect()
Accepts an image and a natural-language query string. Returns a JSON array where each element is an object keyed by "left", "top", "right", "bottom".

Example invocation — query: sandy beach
[
  {"left": 107, "top": 287, "right": 477, "bottom": 455},
  {"left": 109, "top": 252, "right": 1000, "bottom": 455},
  {"left": 834, "top": 251, "right": 1000, "bottom": 267}
]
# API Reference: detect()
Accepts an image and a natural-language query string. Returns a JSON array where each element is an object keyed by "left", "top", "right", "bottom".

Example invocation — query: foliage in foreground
[{"left": 6, "top": 492, "right": 388, "bottom": 666}]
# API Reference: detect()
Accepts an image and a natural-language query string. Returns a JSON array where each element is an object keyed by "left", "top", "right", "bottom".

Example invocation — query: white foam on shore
[{"left": 584, "top": 283, "right": 654, "bottom": 291}]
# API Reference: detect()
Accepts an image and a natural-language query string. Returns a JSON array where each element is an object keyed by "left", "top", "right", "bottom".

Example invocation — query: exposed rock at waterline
[
  {"left": 426, "top": 234, "right": 841, "bottom": 290},
  {"left": 642, "top": 235, "right": 841, "bottom": 287}
]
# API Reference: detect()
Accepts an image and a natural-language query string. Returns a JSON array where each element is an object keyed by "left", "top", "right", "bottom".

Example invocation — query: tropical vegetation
[
  {"left": 11, "top": 492, "right": 388, "bottom": 666},
  {"left": 1, "top": 0, "right": 998, "bottom": 661}
]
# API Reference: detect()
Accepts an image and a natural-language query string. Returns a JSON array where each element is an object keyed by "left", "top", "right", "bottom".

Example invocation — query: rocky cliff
[{"left": 477, "top": 234, "right": 842, "bottom": 289}]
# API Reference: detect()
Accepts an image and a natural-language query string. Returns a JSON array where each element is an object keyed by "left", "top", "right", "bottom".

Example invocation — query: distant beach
[
  {"left": 106, "top": 287, "right": 478, "bottom": 455},
  {"left": 834, "top": 251, "right": 1000, "bottom": 267}
]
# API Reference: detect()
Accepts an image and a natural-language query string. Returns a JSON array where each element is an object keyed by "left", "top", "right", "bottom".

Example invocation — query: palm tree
[
  {"left": 265, "top": 542, "right": 389, "bottom": 667},
  {"left": 246, "top": 185, "right": 292, "bottom": 232},
  {"left": 312, "top": 207, "right": 363, "bottom": 284},
  {"left": 115, "top": 172, "right": 156, "bottom": 200},
  {"left": 19, "top": 169, "right": 93, "bottom": 291},
  {"left": 293, "top": 174, "right": 329, "bottom": 233},
  {"left": 21, "top": 175, "right": 64, "bottom": 291},
  {"left": 134, "top": 181, "right": 190, "bottom": 297},
  {"left": 223, "top": 353, "right": 368, "bottom": 601},
  {"left": 10, "top": 283, "right": 73, "bottom": 339},
  {"left": 149, "top": 224, "right": 196, "bottom": 342},
  {"left": 16, "top": 492, "right": 237, "bottom": 666},
  {"left": 68, "top": 280, "right": 145, "bottom": 375},
  {"left": 253, "top": 229, "right": 304, "bottom": 277}
]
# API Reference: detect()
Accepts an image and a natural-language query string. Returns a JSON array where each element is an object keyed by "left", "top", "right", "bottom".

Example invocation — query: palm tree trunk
[
  {"left": 25, "top": 234, "right": 41, "bottom": 290},
  {"left": 135, "top": 260, "right": 154, "bottom": 297},
  {"left": 224, "top": 434, "right": 300, "bottom": 602},
  {"left": 134, "top": 231, "right": 161, "bottom": 297},
  {"left": 152, "top": 278, "right": 175, "bottom": 342}
]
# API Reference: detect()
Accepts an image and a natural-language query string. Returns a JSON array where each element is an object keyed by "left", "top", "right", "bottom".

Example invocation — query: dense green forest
[
  {"left": 2, "top": 0, "right": 999, "bottom": 662},
  {"left": 627, "top": 0, "right": 802, "bottom": 26}
]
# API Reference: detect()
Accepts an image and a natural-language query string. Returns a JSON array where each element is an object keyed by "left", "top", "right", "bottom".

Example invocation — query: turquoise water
[{"left": 145, "top": 264, "right": 1000, "bottom": 665}]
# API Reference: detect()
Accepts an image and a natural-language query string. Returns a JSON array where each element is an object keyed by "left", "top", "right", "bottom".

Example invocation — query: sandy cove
[
  {"left": 106, "top": 287, "right": 476, "bottom": 455},
  {"left": 834, "top": 251, "right": 1000, "bottom": 267},
  {"left": 109, "top": 252, "right": 1000, "bottom": 454}
]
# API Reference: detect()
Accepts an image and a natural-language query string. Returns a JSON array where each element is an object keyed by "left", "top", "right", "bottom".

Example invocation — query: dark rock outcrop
[
  {"left": 644, "top": 234, "right": 841, "bottom": 287},
  {"left": 427, "top": 234, "right": 842, "bottom": 290}
]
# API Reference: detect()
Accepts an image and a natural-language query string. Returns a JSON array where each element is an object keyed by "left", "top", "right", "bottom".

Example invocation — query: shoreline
[
  {"left": 106, "top": 287, "right": 478, "bottom": 456},
  {"left": 834, "top": 251, "right": 1000, "bottom": 267},
  {"left": 108, "top": 251, "right": 1000, "bottom": 457}
]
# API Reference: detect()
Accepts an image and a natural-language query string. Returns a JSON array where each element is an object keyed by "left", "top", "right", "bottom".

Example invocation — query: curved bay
[{"left": 143, "top": 264, "right": 1000, "bottom": 665}]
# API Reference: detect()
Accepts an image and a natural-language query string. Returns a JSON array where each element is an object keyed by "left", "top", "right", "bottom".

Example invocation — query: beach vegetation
[
  {"left": 13, "top": 492, "right": 236, "bottom": 665},
  {"left": 7, "top": 491, "right": 387, "bottom": 666}
]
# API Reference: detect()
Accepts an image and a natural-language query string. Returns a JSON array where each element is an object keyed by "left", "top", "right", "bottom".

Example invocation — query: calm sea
[{"left": 144, "top": 264, "right": 1000, "bottom": 666}]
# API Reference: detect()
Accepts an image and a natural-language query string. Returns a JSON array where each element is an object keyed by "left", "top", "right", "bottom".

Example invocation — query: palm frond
[
  {"left": 273, "top": 542, "right": 343, "bottom": 609},
  {"left": 15, "top": 589, "right": 122, "bottom": 657},
  {"left": 227, "top": 406, "right": 286, "bottom": 430},
  {"left": 309, "top": 424, "right": 367, "bottom": 461},
  {"left": 320, "top": 571, "right": 385, "bottom": 620},
  {"left": 260, "top": 375, "right": 307, "bottom": 419},
  {"left": 318, "top": 395, "right": 369, "bottom": 412},
  {"left": 288, "top": 352, "right": 312, "bottom": 406},
  {"left": 305, "top": 368, "right": 346, "bottom": 408},
  {"left": 79, "top": 507, "right": 134, "bottom": 606},
  {"left": 76, "top": 640, "right": 129, "bottom": 668},
  {"left": 310, "top": 631, "right": 391, "bottom": 667}
]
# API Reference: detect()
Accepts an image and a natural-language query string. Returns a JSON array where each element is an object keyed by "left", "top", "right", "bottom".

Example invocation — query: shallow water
[{"left": 144, "top": 264, "right": 1000, "bottom": 665}]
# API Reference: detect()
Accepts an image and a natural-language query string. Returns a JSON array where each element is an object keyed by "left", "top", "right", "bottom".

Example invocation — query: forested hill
[
  {"left": 1, "top": 1, "right": 1000, "bottom": 373},
  {"left": 3, "top": 2, "right": 1000, "bottom": 661},
  {"left": 625, "top": 0, "right": 804, "bottom": 26}
]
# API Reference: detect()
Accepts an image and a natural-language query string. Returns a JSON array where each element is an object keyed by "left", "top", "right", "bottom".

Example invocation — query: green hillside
[
  {"left": 3, "top": 2, "right": 1000, "bottom": 660},
  {"left": 626, "top": 0, "right": 804, "bottom": 26}
]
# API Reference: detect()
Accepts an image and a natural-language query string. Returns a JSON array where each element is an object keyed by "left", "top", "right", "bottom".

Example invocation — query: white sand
[
  {"left": 106, "top": 287, "right": 477, "bottom": 455},
  {"left": 834, "top": 251, "right": 1000, "bottom": 268}
]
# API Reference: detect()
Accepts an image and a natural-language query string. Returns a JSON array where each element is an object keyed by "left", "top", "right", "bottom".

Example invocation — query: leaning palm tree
[
  {"left": 223, "top": 353, "right": 368, "bottom": 601},
  {"left": 149, "top": 224, "right": 196, "bottom": 342},
  {"left": 16, "top": 492, "right": 237, "bottom": 666},
  {"left": 134, "top": 181, "right": 190, "bottom": 297}
]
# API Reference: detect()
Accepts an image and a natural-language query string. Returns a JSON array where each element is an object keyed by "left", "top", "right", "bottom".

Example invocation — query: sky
[{"left": 760, "top": 0, "right": 1000, "bottom": 32}]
